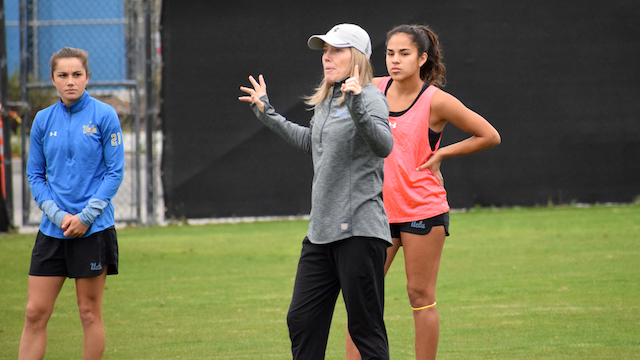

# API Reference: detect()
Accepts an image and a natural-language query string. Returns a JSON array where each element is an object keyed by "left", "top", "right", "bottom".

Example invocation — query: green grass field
[{"left": 1, "top": 204, "right": 639, "bottom": 359}]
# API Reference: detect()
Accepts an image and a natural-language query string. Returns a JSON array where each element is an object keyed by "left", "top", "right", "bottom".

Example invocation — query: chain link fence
[{"left": 3, "top": 0, "right": 162, "bottom": 229}]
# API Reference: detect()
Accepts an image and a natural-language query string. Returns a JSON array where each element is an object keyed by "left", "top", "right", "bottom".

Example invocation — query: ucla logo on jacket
[{"left": 83, "top": 124, "right": 97, "bottom": 135}]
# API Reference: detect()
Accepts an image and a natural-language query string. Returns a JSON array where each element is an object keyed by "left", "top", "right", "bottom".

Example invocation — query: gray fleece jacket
[{"left": 251, "top": 81, "right": 393, "bottom": 245}]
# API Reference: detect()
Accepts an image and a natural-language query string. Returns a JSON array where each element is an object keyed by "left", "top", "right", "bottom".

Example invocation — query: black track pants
[{"left": 287, "top": 236, "right": 390, "bottom": 360}]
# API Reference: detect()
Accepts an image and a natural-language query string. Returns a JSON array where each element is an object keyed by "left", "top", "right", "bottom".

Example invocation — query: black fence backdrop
[{"left": 160, "top": 0, "right": 640, "bottom": 219}]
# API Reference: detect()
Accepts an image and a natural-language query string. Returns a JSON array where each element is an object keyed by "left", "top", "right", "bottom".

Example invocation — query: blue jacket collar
[{"left": 58, "top": 90, "right": 90, "bottom": 113}]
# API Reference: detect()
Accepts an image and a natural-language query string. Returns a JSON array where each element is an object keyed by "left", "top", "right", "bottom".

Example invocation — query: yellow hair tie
[{"left": 412, "top": 302, "right": 436, "bottom": 311}]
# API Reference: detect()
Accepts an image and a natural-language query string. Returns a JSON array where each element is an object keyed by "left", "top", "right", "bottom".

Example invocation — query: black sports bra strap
[{"left": 387, "top": 79, "right": 429, "bottom": 117}]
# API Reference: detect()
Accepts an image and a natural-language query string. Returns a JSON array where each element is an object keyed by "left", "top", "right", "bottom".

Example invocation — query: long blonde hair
[{"left": 304, "top": 47, "right": 373, "bottom": 107}]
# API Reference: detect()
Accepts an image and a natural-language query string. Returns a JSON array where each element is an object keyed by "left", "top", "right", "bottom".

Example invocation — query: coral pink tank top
[{"left": 377, "top": 77, "right": 450, "bottom": 223}]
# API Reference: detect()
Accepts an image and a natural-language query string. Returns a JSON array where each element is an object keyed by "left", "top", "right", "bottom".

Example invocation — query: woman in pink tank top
[{"left": 346, "top": 24, "right": 501, "bottom": 360}]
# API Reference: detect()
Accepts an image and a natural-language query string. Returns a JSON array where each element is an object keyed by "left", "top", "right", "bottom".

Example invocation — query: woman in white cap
[
  {"left": 240, "top": 23, "right": 393, "bottom": 360},
  {"left": 346, "top": 24, "right": 501, "bottom": 360}
]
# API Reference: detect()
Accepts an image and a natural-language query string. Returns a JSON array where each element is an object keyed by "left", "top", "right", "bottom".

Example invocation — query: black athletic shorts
[
  {"left": 389, "top": 212, "right": 450, "bottom": 239},
  {"left": 29, "top": 227, "right": 119, "bottom": 278}
]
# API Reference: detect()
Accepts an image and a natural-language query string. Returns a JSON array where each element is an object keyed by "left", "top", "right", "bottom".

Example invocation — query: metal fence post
[
  {"left": 144, "top": 0, "right": 155, "bottom": 225},
  {"left": 0, "top": 0, "right": 14, "bottom": 229}
]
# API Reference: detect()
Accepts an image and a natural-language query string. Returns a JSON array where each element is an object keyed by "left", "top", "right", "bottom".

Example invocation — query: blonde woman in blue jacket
[
  {"left": 20, "top": 47, "right": 124, "bottom": 360},
  {"left": 240, "top": 24, "right": 393, "bottom": 360}
]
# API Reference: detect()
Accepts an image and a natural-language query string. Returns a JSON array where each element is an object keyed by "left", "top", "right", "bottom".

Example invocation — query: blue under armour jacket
[{"left": 27, "top": 91, "right": 125, "bottom": 238}]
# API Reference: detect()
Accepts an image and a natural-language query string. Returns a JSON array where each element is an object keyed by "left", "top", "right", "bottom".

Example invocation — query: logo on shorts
[
  {"left": 90, "top": 262, "right": 103, "bottom": 271},
  {"left": 340, "top": 222, "right": 350, "bottom": 231},
  {"left": 411, "top": 221, "right": 426, "bottom": 229}
]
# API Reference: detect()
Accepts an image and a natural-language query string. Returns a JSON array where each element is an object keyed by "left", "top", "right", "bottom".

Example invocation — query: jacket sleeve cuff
[
  {"left": 77, "top": 199, "right": 109, "bottom": 227},
  {"left": 39, "top": 200, "right": 69, "bottom": 228}
]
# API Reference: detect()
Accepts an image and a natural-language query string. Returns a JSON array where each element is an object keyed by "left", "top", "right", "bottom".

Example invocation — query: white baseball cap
[{"left": 308, "top": 23, "right": 372, "bottom": 59}]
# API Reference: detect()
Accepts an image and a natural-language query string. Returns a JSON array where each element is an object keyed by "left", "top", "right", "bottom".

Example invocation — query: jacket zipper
[
  {"left": 66, "top": 106, "right": 73, "bottom": 163},
  {"left": 318, "top": 87, "right": 337, "bottom": 146}
]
